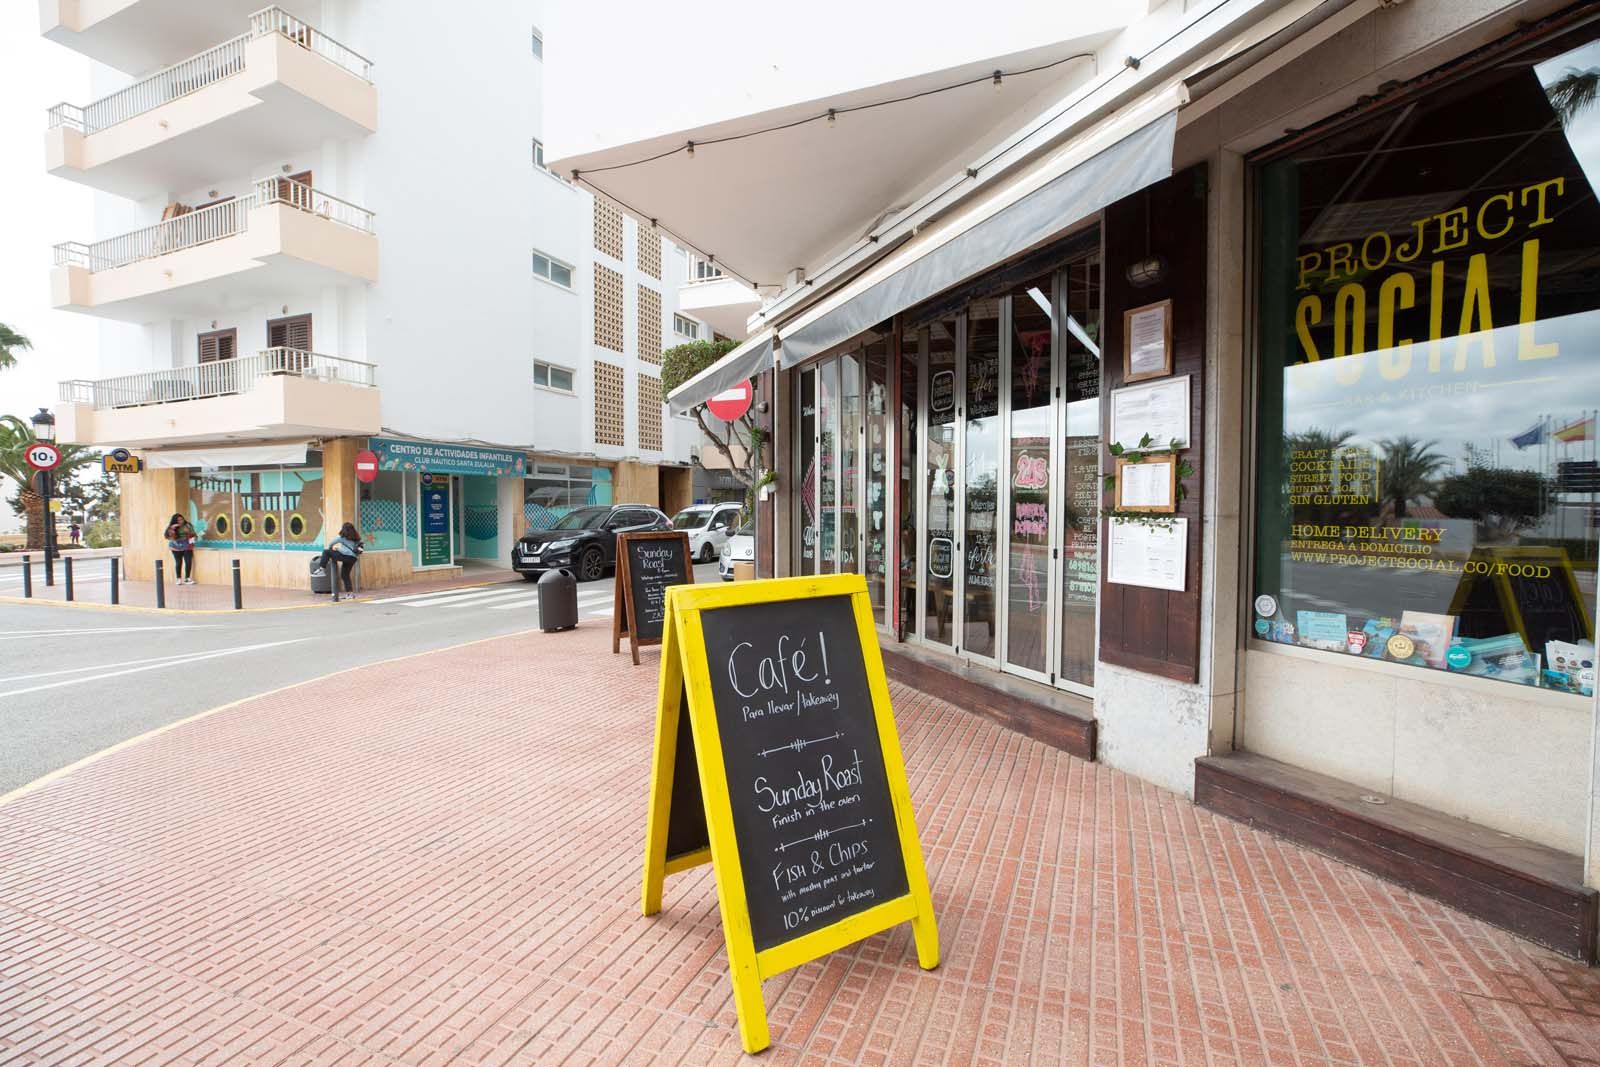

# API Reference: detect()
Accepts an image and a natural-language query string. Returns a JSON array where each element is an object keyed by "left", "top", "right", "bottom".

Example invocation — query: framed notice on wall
[
  {"left": 1109, "top": 375, "right": 1191, "bottom": 451},
  {"left": 1123, "top": 299, "right": 1172, "bottom": 382},
  {"left": 1107, "top": 517, "right": 1188, "bottom": 591},
  {"left": 1114, "top": 456, "right": 1177, "bottom": 513}
]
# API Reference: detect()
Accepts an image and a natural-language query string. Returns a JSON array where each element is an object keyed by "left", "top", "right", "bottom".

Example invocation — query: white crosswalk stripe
[{"left": 373, "top": 582, "right": 616, "bottom": 614}]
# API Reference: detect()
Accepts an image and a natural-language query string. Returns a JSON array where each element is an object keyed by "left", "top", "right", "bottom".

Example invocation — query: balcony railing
[
  {"left": 686, "top": 255, "right": 725, "bottom": 284},
  {"left": 53, "top": 176, "right": 374, "bottom": 273},
  {"left": 59, "top": 349, "right": 377, "bottom": 410},
  {"left": 46, "top": 6, "right": 372, "bottom": 135}
]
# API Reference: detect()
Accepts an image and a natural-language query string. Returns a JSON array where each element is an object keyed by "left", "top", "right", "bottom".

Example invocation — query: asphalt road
[{"left": 0, "top": 561, "right": 721, "bottom": 794}]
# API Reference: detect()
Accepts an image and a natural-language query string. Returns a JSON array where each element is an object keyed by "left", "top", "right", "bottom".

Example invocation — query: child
[{"left": 163, "top": 514, "right": 197, "bottom": 584}]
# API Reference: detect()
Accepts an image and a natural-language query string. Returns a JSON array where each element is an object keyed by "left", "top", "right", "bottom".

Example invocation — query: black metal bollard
[
  {"left": 64, "top": 556, "right": 74, "bottom": 601},
  {"left": 110, "top": 558, "right": 119, "bottom": 605},
  {"left": 21, "top": 555, "right": 31, "bottom": 598},
  {"left": 154, "top": 558, "right": 165, "bottom": 609},
  {"left": 232, "top": 559, "right": 242, "bottom": 610}
]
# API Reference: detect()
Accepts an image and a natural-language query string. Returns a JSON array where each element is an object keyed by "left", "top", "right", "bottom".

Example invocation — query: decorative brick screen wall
[
  {"left": 593, "top": 199, "right": 624, "bottom": 261},
  {"left": 637, "top": 285, "right": 662, "bottom": 365},
  {"left": 637, "top": 227, "right": 661, "bottom": 279},
  {"left": 594, "top": 360, "right": 625, "bottom": 446},
  {"left": 593, "top": 264, "right": 624, "bottom": 352},
  {"left": 637, "top": 372, "right": 662, "bottom": 452}
]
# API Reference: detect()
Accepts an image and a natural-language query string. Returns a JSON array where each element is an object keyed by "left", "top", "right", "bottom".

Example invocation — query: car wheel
[
  {"left": 578, "top": 546, "right": 605, "bottom": 582},
  {"left": 698, "top": 542, "right": 715, "bottom": 563},
  {"left": 522, "top": 571, "right": 539, "bottom": 582}
]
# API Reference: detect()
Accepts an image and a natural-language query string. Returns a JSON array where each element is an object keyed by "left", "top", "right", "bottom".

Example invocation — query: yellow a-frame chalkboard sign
[{"left": 641, "top": 574, "right": 939, "bottom": 1053}]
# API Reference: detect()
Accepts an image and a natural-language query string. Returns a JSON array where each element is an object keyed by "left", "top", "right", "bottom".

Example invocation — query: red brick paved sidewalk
[{"left": 1, "top": 625, "right": 1598, "bottom": 1065}]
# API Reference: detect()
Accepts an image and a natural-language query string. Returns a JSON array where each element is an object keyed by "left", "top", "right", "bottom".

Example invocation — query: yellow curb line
[
  {"left": 0, "top": 623, "right": 543, "bottom": 810},
  {"left": 0, "top": 578, "right": 523, "bottom": 616}
]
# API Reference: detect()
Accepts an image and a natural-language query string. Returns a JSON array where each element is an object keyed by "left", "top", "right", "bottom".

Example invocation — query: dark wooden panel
[
  {"left": 1196, "top": 752, "right": 1597, "bottom": 963},
  {"left": 1098, "top": 165, "right": 1208, "bottom": 682},
  {"left": 880, "top": 645, "right": 1096, "bottom": 761}
]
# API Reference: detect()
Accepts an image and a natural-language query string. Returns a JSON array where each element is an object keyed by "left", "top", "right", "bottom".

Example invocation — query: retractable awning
[
  {"left": 667, "top": 330, "right": 774, "bottom": 414},
  {"left": 142, "top": 441, "right": 310, "bottom": 468},
  {"left": 777, "top": 91, "right": 1180, "bottom": 367}
]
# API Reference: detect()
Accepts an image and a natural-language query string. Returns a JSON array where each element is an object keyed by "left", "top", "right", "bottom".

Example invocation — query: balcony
[
  {"left": 679, "top": 273, "right": 763, "bottom": 341},
  {"left": 52, "top": 175, "right": 377, "bottom": 322},
  {"left": 56, "top": 348, "right": 380, "bottom": 448},
  {"left": 46, "top": 8, "right": 375, "bottom": 200},
  {"left": 41, "top": 0, "right": 320, "bottom": 75}
]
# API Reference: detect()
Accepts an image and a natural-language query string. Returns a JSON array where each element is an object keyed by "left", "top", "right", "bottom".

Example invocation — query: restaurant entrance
[{"left": 794, "top": 232, "right": 1104, "bottom": 695}]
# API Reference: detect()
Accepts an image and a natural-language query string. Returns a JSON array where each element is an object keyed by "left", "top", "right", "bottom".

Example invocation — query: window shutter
[
  {"left": 198, "top": 329, "right": 236, "bottom": 363},
  {"left": 217, "top": 332, "right": 235, "bottom": 361},
  {"left": 286, "top": 317, "right": 311, "bottom": 351},
  {"left": 199, "top": 334, "right": 218, "bottom": 363}
]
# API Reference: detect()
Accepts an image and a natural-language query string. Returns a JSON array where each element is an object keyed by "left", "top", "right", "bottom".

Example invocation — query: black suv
[{"left": 511, "top": 503, "right": 670, "bottom": 582}]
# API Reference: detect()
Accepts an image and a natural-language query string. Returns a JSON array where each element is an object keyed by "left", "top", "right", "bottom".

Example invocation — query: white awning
[
  {"left": 142, "top": 441, "right": 311, "bottom": 468},
  {"left": 667, "top": 330, "right": 775, "bottom": 415},
  {"left": 777, "top": 86, "right": 1183, "bottom": 366}
]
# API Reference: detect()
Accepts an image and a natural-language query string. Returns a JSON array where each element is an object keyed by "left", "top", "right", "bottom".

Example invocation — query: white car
[
  {"left": 719, "top": 520, "right": 756, "bottom": 580},
  {"left": 673, "top": 502, "right": 743, "bottom": 563}
]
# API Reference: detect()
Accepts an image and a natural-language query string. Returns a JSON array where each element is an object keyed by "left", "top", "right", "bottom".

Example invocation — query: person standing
[
  {"left": 69, "top": 522, "right": 80, "bottom": 546},
  {"left": 320, "top": 522, "right": 364, "bottom": 596},
  {"left": 163, "top": 513, "right": 197, "bottom": 584}
]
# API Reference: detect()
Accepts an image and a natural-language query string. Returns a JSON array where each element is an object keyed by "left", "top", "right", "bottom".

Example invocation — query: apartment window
[
  {"left": 533, "top": 360, "right": 575, "bottom": 392},
  {"left": 687, "top": 254, "right": 723, "bottom": 282},
  {"left": 673, "top": 314, "right": 699, "bottom": 338},
  {"left": 198, "top": 328, "right": 237, "bottom": 363},
  {"left": 532, "top": 250, "right": 573, "bottom": 289},
  {"left": 531, "top": 27, "right": 543, "bottom": 59},
  {"left": 532, "top": 138, "right": 545, "bottom": 169}
]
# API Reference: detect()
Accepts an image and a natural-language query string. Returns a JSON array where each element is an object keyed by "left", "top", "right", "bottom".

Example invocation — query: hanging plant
[{"left": 1100, "top": 433, "right": 1194, "bottom": 530}]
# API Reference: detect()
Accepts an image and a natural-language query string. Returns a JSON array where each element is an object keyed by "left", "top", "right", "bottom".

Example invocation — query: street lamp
[{"left": 30, "top": 408, "right": 56, "bottom": 587}]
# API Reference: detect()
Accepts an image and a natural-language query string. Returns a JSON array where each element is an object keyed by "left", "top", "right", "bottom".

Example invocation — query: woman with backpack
[{"left": 163, "top": 513, "right": 197, "bottom": 585}]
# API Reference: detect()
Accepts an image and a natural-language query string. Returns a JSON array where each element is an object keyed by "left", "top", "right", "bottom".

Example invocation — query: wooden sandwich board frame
[
  {"left": 640, "top": 573, "right": 939, "bottom": 1053},
  {"left": 613, "top": 529, "right": 693, "bottom": 665}
]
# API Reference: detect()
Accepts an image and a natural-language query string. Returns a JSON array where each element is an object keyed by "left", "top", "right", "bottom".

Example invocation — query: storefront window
[
  {"left": 1061, "top": 256, "right": 1101, "bottom": 688},
  {"left": 864, "top": 339, "right": 890, "bottom": 617},
  {"left": 839, "top": 351, "right": 862, "bottom": 574},
  {"left": 818, "top": 359, "right": 838, "bottom": 575},
  {"left": 361, "top": 470, "right": 407, "bottom": 551},
  {"left": 964, "top": 300, "right": 1001, "bottom": 658},
  {"left": 186, "top": 465, "right": 324, "bottom": 550},
  {"left": 898, "top": 329, "right": 919, "bottom": 632},
  {"left": 1006, "top": 274, "right": 1054, "bottom": 675},
  {"left": 1254, "top": 31, "right": 1600, "bottom": 695},
  {"left": 798, "top": 370, "right": 818, "bottom": 575},
  {"left": 525, "top": 464, "right": 610, "bottom": 530}
]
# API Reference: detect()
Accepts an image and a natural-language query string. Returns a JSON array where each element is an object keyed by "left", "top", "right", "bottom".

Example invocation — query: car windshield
[
  {"left": 549, "top": 507, "right": 609, "bottom": 531},
  {"left": 673, "top": 509, "right": 710, "bottom": 529},
  {"left": 735, "top": 522, "right": 755, "bottom": 537}
]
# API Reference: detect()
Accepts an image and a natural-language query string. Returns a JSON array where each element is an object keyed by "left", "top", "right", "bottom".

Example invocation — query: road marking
[
  {"left": 488, "top": 589, "right": 614, "bottom": 611},
  {"left": 0, "top": 648, "right": 225, "bottom": 683},
  {"left": 367, "top": 584, "right": 523, "bottom": 605},
  {"left": 0, "top": 639, "right": 309, "bottom": 699},
  {"left": 0, "top": 625, "right": 220, "bottom": 639}
]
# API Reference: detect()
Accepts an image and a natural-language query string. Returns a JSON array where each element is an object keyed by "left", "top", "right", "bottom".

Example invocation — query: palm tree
[
  {"left": 1379, "top": 435, "right": 1449, "bottom": 520},
  {"left": 0, "top": 415, "right": 97, "bottom": 550},
  {"left": 1547, "top": 67, "right": 1600, "bottom": 127},
  {"left": 0, "top": 324, "right": 31, "bottom": 371}
]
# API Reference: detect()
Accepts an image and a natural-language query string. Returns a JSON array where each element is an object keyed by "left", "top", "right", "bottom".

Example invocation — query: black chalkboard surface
[
  {"left": 698, "top": 594, "right": 910, "bottom": 952},
  {"left": 613, "top": 530, "right": 692, "bottom": 664},
  {"left": 664, "top": 689, "right": 709, "bottom": 864}
]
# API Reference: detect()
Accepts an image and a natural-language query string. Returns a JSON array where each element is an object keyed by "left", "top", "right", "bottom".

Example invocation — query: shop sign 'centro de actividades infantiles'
[{"left": 368, "top": 437, "right": 526, "bottom": 478}]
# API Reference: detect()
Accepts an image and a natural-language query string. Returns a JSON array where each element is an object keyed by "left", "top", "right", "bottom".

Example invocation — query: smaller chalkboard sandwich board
[
  {"left": 613, "top": 530, "right": 693, "bottom": 665},
  {"left": 640, "top": 573, "right": 939, "bottom": 1053}
]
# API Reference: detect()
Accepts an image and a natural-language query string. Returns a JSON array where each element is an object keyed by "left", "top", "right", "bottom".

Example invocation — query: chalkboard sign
[
  {"left": 613, "top": 530, "right": 693, "bottom": 665},
  {"left": 640, "top": 574, "right": 938, "bottom": 1053},
  {"left": 1449, "top": 545, "right": 1593, "bottom": 655}
]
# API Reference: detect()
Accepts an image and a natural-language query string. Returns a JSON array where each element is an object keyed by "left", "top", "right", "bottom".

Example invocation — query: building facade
[
  {"left": 42, "top": 0, "right": 699, "bottom": 587},
  {"left": 558, "top": 0, "right": 1600, "bottom": 960}
]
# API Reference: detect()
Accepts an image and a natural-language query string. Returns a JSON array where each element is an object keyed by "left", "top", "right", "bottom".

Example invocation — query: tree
[
  {"left": 661, "top": 339, "right": 769, "bottom": 510},
  {"left": 1378, "top": 435, "right": 1449, "bottom": 519},
  {"left": 0, "top": 324, "right": 31, "bottom": 372},
  {"left": 1435, "top": 467, "right": 1549, "bottom": 540},
  {"left": 0, "top": 415, "right": 98, "bottom": 550}
]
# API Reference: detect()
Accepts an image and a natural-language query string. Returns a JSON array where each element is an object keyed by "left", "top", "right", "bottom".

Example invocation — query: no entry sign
[
  {"left": 706, "top": 381, "right": 753, "bottom": 422},
  {"left": 354, "top": 449, "right": 379, "bottom": 483},
  {"left": 25, "top": 442, "right": 61, "bottom": 471}
]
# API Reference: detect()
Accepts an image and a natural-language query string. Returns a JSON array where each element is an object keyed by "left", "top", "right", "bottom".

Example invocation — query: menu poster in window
[
  {"left": 640, "top": 575, "right": 939, "bottom": 1054},
  {"left": 1106, "top": 517, "right": 1187, "bottom": 591},
  {"left": 1123, "top": 299, "right": 1172, "bottom": 383},
  {"left": 1110, "top": 376, "right": 1191, "bottom": 451},
  {"left": 613, "top": 530, "right": 694, "bottom": 665}
]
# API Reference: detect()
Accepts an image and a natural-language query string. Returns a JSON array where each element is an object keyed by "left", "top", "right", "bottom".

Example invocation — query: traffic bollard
[
  {"left": 155, "top": 558, "right": 165, "bottom": 609},
  {"left": 110, "top": 558, "right": 119, "bottom": 605},
  {"left": 21, "top": 555, "right": 31, "bottom": 598},
  {"left": 232, "top": 559, "right": 242, "bottom": 610},
  {"left": 64, "top": 556, "right": 74, "bottom": 601}
]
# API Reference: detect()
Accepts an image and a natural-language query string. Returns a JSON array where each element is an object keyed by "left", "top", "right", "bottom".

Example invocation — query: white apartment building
[{"left": 40, "top": 0, "right": 732, "bottom": 588}]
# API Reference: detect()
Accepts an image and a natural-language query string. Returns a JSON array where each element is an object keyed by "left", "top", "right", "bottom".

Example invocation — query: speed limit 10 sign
[{"left": 25, "top": 442, "right": 61, "bottom": 471}]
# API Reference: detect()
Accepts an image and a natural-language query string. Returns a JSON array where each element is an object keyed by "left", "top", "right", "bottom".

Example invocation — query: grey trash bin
[
  {"left": 538, "top": 568, "right": 578, "bottom": 632},
  {"left": 309, "top": 554, "right": 332, "bottom": 594}
]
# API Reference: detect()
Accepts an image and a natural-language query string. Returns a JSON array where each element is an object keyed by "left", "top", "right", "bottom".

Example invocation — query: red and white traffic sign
[
  {"left": 354, "top": 448, "right": 379, "bottom": 484},
  {"left": 706, "top": 381, "right": 753, "bottom": 421},
  {"left": 24, "top": 442, "right": 61, "bottom": 471}
]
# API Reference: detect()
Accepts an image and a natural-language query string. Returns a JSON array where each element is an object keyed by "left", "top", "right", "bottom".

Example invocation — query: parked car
[
  {"left": 719, "top": 520, "right": 756, "bottom": 581},
  {"left": 511, "top": 504, "right": 670, "bottom": 582},
  {"left": 672, "top": 502, "right": 744, "bottom": 563}
]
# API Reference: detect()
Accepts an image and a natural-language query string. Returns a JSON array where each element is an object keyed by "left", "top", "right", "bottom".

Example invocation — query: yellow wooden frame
[{"left": 640, "top": 573, "right": 939, "bottom": 1053}]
